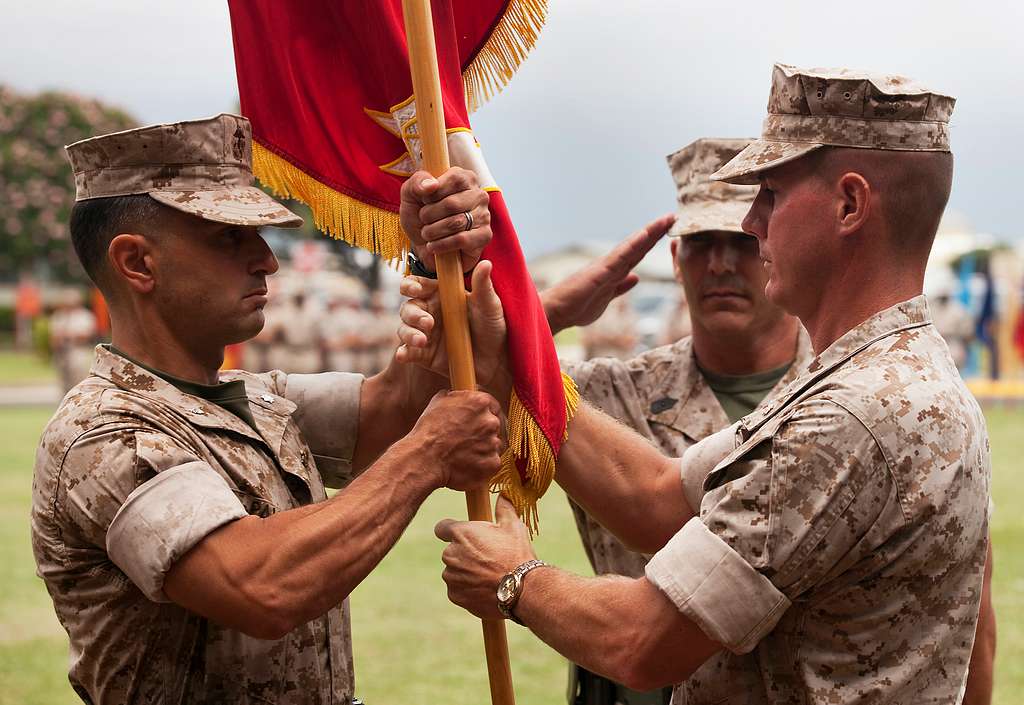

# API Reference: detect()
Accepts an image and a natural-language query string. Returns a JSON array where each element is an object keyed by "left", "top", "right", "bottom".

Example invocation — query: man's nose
[
  {"left": 248, "top": 234, "right": 280, "bottom": 276},
  {"left": 708, "top": 242, "right": 738, "bottom": 275},
  {"left": 742, "top": 191, "right": 768, "bottom": 243}
]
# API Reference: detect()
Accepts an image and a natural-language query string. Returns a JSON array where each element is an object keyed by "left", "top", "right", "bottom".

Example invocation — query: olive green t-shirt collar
[
  {"left": 105, "top": 345, "right": 258, "bottom": 431},
  {"left": 697, "top": 360, "right": 793, "bottom": 425},
  {"left": 698, "top": 361, "right": 793, "bottom": 395}
]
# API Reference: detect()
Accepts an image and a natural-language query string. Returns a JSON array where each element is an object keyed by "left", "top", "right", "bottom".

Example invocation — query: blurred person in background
[
  {"left": 322, "top": 294, "right": 364, "bottom": 373},
  {"left": 15, "top": 274, "right": 43, "bottom": 350},
  {"left": 931, "top": 284, "right": 974, "bottom": 371},
  {"left": 363, "top": 292, "right": 399, "bottom": 375},
  {"left": 269, "top": 291, "right": 322, "bottom": 373},
  {"left": 50, "top": 290, "right": 97, "bottom": 393},
  {"left": 581, "top": 296, "right": 638, "bottom": 360}
]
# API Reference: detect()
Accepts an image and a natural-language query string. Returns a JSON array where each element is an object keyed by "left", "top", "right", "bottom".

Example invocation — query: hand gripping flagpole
[{"left": 401, "top": 1, "right": 517, "bottom": 704}]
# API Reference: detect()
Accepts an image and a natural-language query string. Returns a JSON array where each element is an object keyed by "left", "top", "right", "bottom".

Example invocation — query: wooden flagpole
[{"left": 401, "top": 1, "right": 517, "bottom": 704}]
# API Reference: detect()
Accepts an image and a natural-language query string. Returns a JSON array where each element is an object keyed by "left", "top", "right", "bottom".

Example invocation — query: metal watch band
[
  {"left": 407, "top": 251, "right": 478, "bottom": 280},
  {"left": 498, "top": 559, "right": 549, "bottom": 624},
  {"left": 406, "top": 251, "right": 438, "bottom": 279}
]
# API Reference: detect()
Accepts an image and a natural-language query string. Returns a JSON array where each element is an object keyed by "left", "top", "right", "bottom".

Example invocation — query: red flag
[{"left": 228, "top": 0, "right": 576, "bottom": 528}]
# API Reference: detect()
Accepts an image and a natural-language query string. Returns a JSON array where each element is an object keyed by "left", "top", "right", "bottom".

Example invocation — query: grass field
[
  {"left": 0, "top": 350, "right": 56, "bottom": 386},
  {"left": 0, "top": 405, "right": 1021, "bottom": 705}
]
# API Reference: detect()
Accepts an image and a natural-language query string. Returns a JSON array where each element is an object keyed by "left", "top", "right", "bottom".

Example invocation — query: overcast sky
[{"left": 3, "top": 0, "right": 1021, "bottom": 256}]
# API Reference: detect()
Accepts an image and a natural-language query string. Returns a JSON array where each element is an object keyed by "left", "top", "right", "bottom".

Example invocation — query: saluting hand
[{"left": 540, "top": 214, "right": 676, "bottom": 334}]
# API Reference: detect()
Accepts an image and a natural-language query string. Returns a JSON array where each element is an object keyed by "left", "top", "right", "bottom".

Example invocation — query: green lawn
[
  {"left": 0, "top": 406, "right": 1021, "bottom": 705},
  {"left": 0, "top": 350, "right": 56, "bottom": 386}
]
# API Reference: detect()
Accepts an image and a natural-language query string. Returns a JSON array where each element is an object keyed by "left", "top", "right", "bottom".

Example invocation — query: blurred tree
[{"left": 0, "top": 85, "right": 137, "bottom": 283}]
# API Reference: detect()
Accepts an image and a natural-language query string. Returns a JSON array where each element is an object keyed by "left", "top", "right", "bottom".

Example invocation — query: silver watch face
[{"left": 497, "top": 574, "right": 518, "bottom": 604}]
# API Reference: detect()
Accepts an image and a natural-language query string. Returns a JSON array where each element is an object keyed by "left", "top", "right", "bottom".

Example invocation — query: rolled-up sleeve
[
  {"left": 679, "top": 425, "right": 739, "bottom": 515},
  {"left": 281, "top": 372, "right": 363, "bottom": 487},
  {"left": 645, "top": 517, "right": 791, "bottom": 653},
  {"left": 57, "top": 426, "right": 250, "bottom": 603},
  {"left": 106, "top": 462, "right": 247, "bottom": 602},
  {"left": 647, "top": 399, "right": 897, "bottom": 654}
]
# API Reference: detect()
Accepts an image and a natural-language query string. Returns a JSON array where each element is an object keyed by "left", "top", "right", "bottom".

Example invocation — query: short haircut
[
  {"left": 69, "top": 195, "right": 166, "bottom": 288},
  {"left": 813, "top": 147, "right": 954, "bottom": 255}
]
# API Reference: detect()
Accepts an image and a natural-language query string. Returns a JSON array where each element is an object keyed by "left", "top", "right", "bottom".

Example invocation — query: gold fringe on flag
[
  {"left": 252, "top": 141, "right": 410, "bottom": 263},
  {"left": 491, "top": 371, "right": 580, "bottom": 534},
  {"left": 462, "top": 0, "right": 548, "bottom": 113}
]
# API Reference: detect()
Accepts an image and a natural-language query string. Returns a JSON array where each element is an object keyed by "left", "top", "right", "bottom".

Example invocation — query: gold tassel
[
  {"left": 491, "top": 371, "right": 580, "bottom": 534},
  {"left": 462, "top": 0, "right": 549, "bottom": 113},
  {"left": 252, "top": 142, "right": 409, "bottom": 264}
]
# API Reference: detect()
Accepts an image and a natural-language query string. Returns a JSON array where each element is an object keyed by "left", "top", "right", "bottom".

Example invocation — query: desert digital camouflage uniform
[
  {"left": 567, "top": 331, "right": 812, "bottom": 577},
  {"left": 638, "top": 66, "right": 990, "bottom": 704},
  {"left": 32, "top": 115, "right": 366, "bottom": 704},
  {"left": 646, "top": 299, "right": 990, "bottom": 704},
  {"left": 565, "top": 137, "right": 812, "bottom": 705},
  {"left": 567, "top": 136, "right": 783, "bottom": 579},
  {"left": 32, "top": 347, "right": 362, "bottom": 703},
  {"left": 65, "top": 113, "right": 302, "bottom": 227},
  {"left": 712, "top": 64, "right": 955, "bottom": 186}
]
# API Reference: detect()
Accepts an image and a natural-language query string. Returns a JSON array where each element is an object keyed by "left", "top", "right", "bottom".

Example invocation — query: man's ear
[
  {"left": 836, "top": 172, "right": 871, "bottom": 237},
  {"left": 670, "top": 239, "right": 684, "bottom": 285},
  {"left": 108, "top": 234, "right": 156, "bottom": 294}
]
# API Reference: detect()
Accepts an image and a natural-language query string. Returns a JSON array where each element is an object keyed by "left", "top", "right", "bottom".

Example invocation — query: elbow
[
  {"left": 606, "top": 609, "right": 706, "bottom": 691},
  {"left": 615, "top": 647, "right": 700, "bottom": 693},
  {"left": 605, "top": 626, "right": 676, "bottom": 692},
  {"left": 619, "top": 531, "right": 668, "bottom": 556},
  {"left": 617, "top": 664, "right": 666, "bottom": 694},
  {"left": 617, "top": 519, "right": 679, "bottom": 555},
  {"left": 236, "top": 582, "right": 305, "bottom": 641},
  {"left": 243, "top": 619, "right": 292, "bottom": 642},
  {"left": 613, "top": 651, "right": 675, "bottom": 693}
]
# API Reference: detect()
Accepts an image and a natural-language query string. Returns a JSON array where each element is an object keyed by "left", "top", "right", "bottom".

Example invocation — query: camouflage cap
[
  {"left": 712, "top": 63, "right": 956, "bottom": 185},
  {"left": 65, "top": 114, "right": 302, "bottom": 228},
  {"left": 666, "top": 138, "right": 758, "bottom": 238}
]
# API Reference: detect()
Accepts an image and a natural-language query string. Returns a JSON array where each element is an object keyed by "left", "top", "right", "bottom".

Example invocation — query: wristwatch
[
  {"left": 407, "top": 250, "right": 477, "bottom": 279},
  {"left": 406, "top": 251, "right": 438, "bottom": 279},
  {"left": 496, "top": 559, "right": 550, "bottom": 624}
]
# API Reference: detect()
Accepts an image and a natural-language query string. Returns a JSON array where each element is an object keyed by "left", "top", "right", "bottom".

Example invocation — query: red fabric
[
  {"left": 1014, "top": 302, "right": 1024, "bottom": 362},
  {"left": 228, "top": 0, "right": 568, "bottom": 458}
]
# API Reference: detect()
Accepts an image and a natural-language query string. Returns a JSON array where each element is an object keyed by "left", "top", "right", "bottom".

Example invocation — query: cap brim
[
  {"left": 668, "top": 200, "right": 752, "bottom": 238},
  {"left": 710, "top": 140, "right": 824, "bottom": 185},
  {"left": 149, "top": 186, "right": 303, "bottom": 228}
]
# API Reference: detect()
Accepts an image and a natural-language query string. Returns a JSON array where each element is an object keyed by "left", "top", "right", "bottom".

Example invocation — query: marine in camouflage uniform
[
  {"left": 553, "top": 138, "right": 812, "bottom": 705},
  {"left": 430, "top": 64, "right": 992, "bottom": 705},
  {"left": 32, "top": 114, "right": 500, "bottom": 704}
]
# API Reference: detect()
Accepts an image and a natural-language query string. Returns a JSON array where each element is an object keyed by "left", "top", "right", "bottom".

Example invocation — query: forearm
[
  {"left": 557, "top": 403, "right": 693, "bottom": 553},
  {"left": 515, "top": 568, "right": 719, "bottom": 691},
  {"left": 166, "top": 437, "right": 438, "bottom": 638},
  {"left": 353, "top": 358, "right": 445, "bottom": 470}
]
